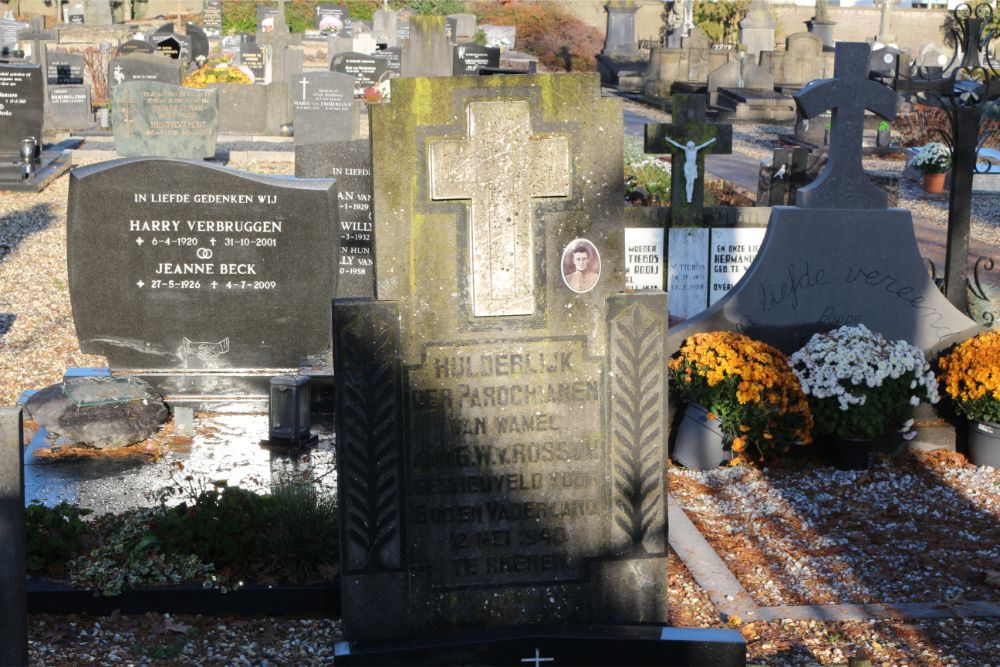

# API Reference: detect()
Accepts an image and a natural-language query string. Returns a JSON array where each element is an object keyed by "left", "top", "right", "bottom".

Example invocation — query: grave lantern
[{"left": 268, "top": 375, "right": 311, "bottom": 442}]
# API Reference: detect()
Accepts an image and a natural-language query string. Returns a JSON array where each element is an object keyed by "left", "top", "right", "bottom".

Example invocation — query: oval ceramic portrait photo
[{"left": 561, "top": 238, "right": 601, "bottom": 293}]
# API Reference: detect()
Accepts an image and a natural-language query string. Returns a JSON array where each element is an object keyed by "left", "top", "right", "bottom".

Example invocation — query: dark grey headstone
[
  {"left": 315, "top": 3, "right": 349, "bottom": 32},
  {"left": 795, "top": 42, "right": 900, "bottom": 209},
  {"left": 67, "top": 158, "right": 339, "bottom": 396},
  {"left": 239, "top": 37, "right": 266, "bottom": 82},
  {"left": 204, "top": 0, "right": 223, "bottom": 37},
  {"left": 47, "top": 84, "right": 93, "bottom": 129},
  {"left": 295, "top": 138, "right": 373, "bottom": 297},
  {"left": 0, "top": 64, "right": 43, "bottom": 156},
  {"left": 0, "top": 407, "right": 26, "bottom": 667},
  {"left": 154, "top": 34, "right": 183, "bottom": 60},
  {"left": 869, "top": 45, "right": 901, "bottom": 78},
  {"left": 330, "top": 51, "right": 387, "bottom": 97},
  {"left": 336, "top": 73, "right": 668, "bottom": 642},
  {"left": 602, "top": 0, "right": 640, "bottom": 58},
  {"left": 116, "top": 39, "right": 156, "bottom": 56},
  {"left": 292, "top": 71, "right": 356, "bottom": 145},
  {"left": 108, "top": 53, "right": 183, "bottom": 91},
  {"left": 111, "top": 81, "right": 218, "bottom": 159},
  {"left": 452, "top": 43, "right": 500, "bottom": 76},
  {"left": 186, "top": 22, "right": 210, "bottom": 64},
  {"left": 46, "top": 50, "right": 85, "bottom": 85},
  {"left": 372, "top": 46, "right": 401, "bottom": 78}
]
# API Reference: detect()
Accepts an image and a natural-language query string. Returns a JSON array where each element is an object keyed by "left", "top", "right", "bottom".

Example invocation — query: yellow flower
[
  {"left": 732, "top": 437, "right": 747, "bottom": 453},
  {"left": 738, "top": 424, "right": 750, "bottom": 432},
  {"left": 705, "top": 411, "right": 717, "bottom": 421}
]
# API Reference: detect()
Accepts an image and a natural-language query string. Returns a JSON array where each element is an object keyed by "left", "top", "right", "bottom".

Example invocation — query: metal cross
[
  {"left": 794, "top": 42, "right": 900, "bottom": 209},
  {"left": 520, "top": 648, "right": 554, "bottom": 666}
]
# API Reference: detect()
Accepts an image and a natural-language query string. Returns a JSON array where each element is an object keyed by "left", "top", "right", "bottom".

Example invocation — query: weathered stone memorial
[
  {"left": 332, "top": 72, "right": 740, "bottom": 664},
  {"left": 0, "top": 17, "right": 28, "bottom": 59},
  {"left": 0, "top": 63, "right": 72, "bottom": 191},
  {"left": 67, "top": 159, "right": 340, "bottom": 406},
  {"left": 401, "top": 15, "right": 452, "bottom": 78},
  {"left": 48, "top": 84, "right": 93, "bottom": 130},
  {"left": 667, "top": 43, "right": 980, "bottom": 356},
  {"left": 111, "top": 81, "right": 218, "bottom": 159},
  {"left": 117, "top": 38, "right": 156, "bottom": 56},
  {"left": 291, "top": 70, "right": 356, "bottom": 145},
  {"left": 0, "top": 407, "right": 27, "bottom": 667},
  {"left": 295, "top": 138, "right": 373, "bottom": 298}
]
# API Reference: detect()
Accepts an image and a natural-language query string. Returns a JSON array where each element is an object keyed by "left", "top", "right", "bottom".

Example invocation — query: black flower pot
[{"left": 672, "top": 403, "right": 731, "bottom": 470}]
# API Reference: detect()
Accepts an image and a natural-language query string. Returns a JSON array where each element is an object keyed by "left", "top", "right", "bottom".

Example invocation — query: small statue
[{"left": 662, "top": 136, "right": 717, "bottom": 203}]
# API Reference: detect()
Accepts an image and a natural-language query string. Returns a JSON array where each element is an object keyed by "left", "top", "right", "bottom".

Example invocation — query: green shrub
[
  {"left": 221, "top": 0, "right": 384, "bottom": 35},
  {"left": 263, "top": 477, "right": 339, "bottom": 583},
  {"left": 26, "top": 501, "right": 93, "bottom": 574},
  {"left": 408, "top": 0, "right": 467, "bottom": 15},
  {"left": 694, "top": 0, "right": 748, "bottom": 45}
]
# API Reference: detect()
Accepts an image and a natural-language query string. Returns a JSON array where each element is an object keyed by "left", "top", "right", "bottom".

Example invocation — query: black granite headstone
[
  {"left": 0, "top": 64, "right": 42, "bottom": 156},
  {"left": 46, "top": 51, "right": 85, "bottom": 85},
  {"left": 47, "top": 84, "right": 92, "bottom": 129},
  {"left": 371, "top": 46, "right": 401, "bottom": 78},
  {"left": 204, "top": 0, "right": 223, "bottom": 38},
  {"left": 186, "top": 23, "right": 210, "bottom": 64},
  {"left": 108, "top": 53, "right": 183, "bottom": 91},
  {"left": 117, "top": 39, "right": 156, "bottom": 56},
  {"left": 452, "top": 43, "right": 500, "bottom": 76},
  {"left": 239, "top": 36, "right": 266, "bottom": 83},
  {"left": 154, "top": 34, "right": 183, "bottom": 60},
  {"left": 295, "top": 138, "right": 373, "bottom": 298},
  {"left": 330, "top": 51, "right": 388, "bottom": 97},
  {"left": 67, "top": 158, "right": 340, "bottom": 401}
]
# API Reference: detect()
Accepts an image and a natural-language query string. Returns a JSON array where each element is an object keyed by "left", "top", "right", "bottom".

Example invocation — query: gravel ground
[{"left": 5, "top": 123, "right": 1000, "bottom": 664}]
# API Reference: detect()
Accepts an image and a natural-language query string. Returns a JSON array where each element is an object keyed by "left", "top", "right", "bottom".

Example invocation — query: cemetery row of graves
[{"left": 4, "top": 0, "right": 1000, "bottom": 665}]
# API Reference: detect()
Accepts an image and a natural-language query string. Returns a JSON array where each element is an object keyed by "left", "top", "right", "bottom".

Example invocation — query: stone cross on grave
[
  {"left": 23, "top": 17, "right": 55, "bottom": 67},
  {"left": 794, "top": 41, "right": 900, "bottom": 209},
  {"left": 644, "top": 94, "right": 732, "bottom": 227},
  {"left": 428, "top": 100, "right": 570, "bottom": 317}
]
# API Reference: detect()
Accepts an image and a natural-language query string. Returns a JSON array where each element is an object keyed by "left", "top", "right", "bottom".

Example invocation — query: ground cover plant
[{"left": 26, "top": 475, "right": 339, "bottom": 596}]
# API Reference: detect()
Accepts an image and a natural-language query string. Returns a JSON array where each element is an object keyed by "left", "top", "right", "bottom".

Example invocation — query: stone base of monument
[
  {"left": 715, "top": 88, "right": 796, "bottom": 122},
  {"left": 0, "top": 149, "right": 72, "bottom": 192},
  {"left": 778, "top": 132, "right": 902, "bottom": 157},
  {"left": 596, "top": 54, "right": 647, "bottom": 93},
  {"left": 333, "top": 625, "right": 745, "bottom": 666}
]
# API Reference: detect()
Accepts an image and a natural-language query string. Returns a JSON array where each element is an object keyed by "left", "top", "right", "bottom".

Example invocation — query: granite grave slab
[
  {"left": 291, "top": 70, "right": 356, "bottom": 145},
  {"left": 67, "top": 158, "right": 339, "bottom": 404},
  {"left": 111, "top": 81, "right": 218, "bottom": 160},
  {"left": 401, "top": 15, "right": 452, "bottom": 77},
  {"left": 108, "top": 53, "right": 183, "bottom": 91},
  {"left": 203, "top": 0, "right": 223, "bottom": 37},
  {"left": 295, "top": 138, "right": 373, "bottom": 298},
  {"left": 116, "top": 39, "right": 156, "bottom": 56},
  {"left": 46, "top": 51, "right": 85, "bottom": 85},
  {"left": 47, "top": 85, "right": 93, "bottom": 130},
  {"left": 330, "top": 51, "right": 387, "bottom": 97},
  {"left": 335, "top": 73, "right": 669, "bottom": 644},
  {"left": 452, "top": 44, "right": 499, "bottom": 76}
]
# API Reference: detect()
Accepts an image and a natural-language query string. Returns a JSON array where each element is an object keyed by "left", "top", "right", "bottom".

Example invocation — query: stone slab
[
  {"left": 0, "top": 149, "right": 72, "bottom": 192},
  {"left": 295, "top": 138, "right": 374, "bottom": 298},
  {"left": 0, "top": 63, "right": 42, "bottom": 156},
  {"left": 67, "top": 158, "right": 339, "bottom": 400},
  {"left": 335, "top": 625, "right": 745, "bottom": 666},
  {"left": 111, "top": 81, "right": 218, "bottom": 159},
  {"left": 624, "top": 226, "right": 664, "bottom": 291},
  {"left": 0, "top": 406, "right": 27, "bottom": 667},
  {"left": 708, "top": 227, "right": 766, "bottom": 305},
  {"left": 108, "top": 53, "right": 183, "bottom": 91},
  {"left": 291, "top": 71, "right": 355, "bottom": 145}
]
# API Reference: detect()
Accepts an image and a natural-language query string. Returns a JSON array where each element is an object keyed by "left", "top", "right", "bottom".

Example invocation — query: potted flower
[
  {"left": 909, "top": 141, "right": 952, "bottom": 194},
  {"left": 669, "top": 331, "right": 814, "bottom": 470},
  {"left": 938, "top": 329, "right": 1000, "bottom": 467},
  {"left": 790, "top": 324, "right": 939, "bottom": 469}
]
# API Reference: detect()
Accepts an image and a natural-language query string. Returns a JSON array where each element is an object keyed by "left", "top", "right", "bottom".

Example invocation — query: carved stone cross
[
  {"left": 794, "top": 41, "right": 900, "bottom": 209},
  {"left": 429, "top": 100, "right": 570, "bottom": 317},
  {"left": 644, "top": 94, "right": 731, "bottom": 227},
  {"left": 23, "top": 17, "right": 55, "bottom": 67}
]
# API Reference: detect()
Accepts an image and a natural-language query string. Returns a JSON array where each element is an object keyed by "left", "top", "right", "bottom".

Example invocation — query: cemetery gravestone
[
  {"left": 111, "top": 81, "right": 219, "bottom": 160},
  {"left": 47, "top": 51, "right": 85, "bottom": 85},
  {"left": 667, "top": 43, "right": 979, "bottom": 356},
  {"left": 204, "top": 0, "right": 223, "bottom": 38},
  {"left": 48, "top": 85, "right": 93, "bottom": 129},
  {"left": 644, "top": 94, "right": 732, "bottom": 227},
  {"left": 624, "top": 227, "right": 664, "bottom": 291},
  {"left": 401, "top": 15, "right": 452, "bottom": 78},
  {"left": 739, "top": 0, "right": 776, "bottom": 58},
  {"left": 86, "top": 0, "right": 113, "bottom": 26},
  {"left": 452, "top": 44, "right": 499, "bottom": 76},
  {"left": 239, "top": 37, "right": 266, "bottom": 82},
  {"left": 0, "top": 64, "right": 43, "bottom": 156},
  {"left": 334, "top": 73, "right": 669, "bottom": 645},
  {"left": 481, "top": 24, "right": 515, "bottom": 50},
  {"left": 117, "top": 38, "right": 156, "bottom": 56},
  {"left": 0, "top": 407, "right": 27, "bottom": 667},
  {"left": 330, "top": 51, "right": 387, "bottom": 97},
  {"left": 186, "top": 22, "right": 210, "bottom": 64},
  {"left": 295, "top": 138, "right": 373, "bottom": 298},
  {"left": 372, "top": 6, "right": 397, "bottom": 47},
  {"left": 67, "top": 158, "right": 340, "bottom": 403},
  {"left": 154, "top": 34, "right": 184, "bottom": 60},
  {"left": 446, "top": 13, "right": 476, "bottom": 43},
  {"left": 108, "top": 53, "right": 183, "bottom": 91},
  {"left": 315, "top": 3, "right": 349, "bottom": 33},
  {"left": 395, "top": 18, "right": 410, "bottom": 45},
  {"left": 291, "top": 71, "right": 356, "bottom": 145},
  {"left": 67, "top": 4, "right": 86, "bottom": 24},
  {"left": 372, "top": 46, "right": 401, "bottom": 80},
  {"left": 257, "top": 5, "right": 280, "bottom": 33},
  {"left": 0, "top": 18, "right": 28, "bottom": 59}
]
